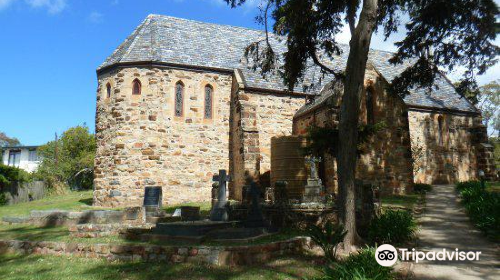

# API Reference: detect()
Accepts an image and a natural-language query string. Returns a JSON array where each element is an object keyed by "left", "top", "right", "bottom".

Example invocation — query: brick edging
[{"left": 0, "top": 237, "right": 311, "bottom": 266}]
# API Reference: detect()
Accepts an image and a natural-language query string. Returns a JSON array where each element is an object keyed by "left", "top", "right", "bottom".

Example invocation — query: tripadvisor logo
[
  {"left": 375, "top": 244, "right": 482, "bottom": 266},
  {"left": 375, "top": 244, "right": 398, "bottom": 267}
]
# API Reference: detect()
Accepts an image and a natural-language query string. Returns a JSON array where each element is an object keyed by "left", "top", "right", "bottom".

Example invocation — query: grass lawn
[
  {"left": 0, "top": 191, "right": 94, "bottom": 218},
  {"left": 0, "top": 254, "right": 322, "bottom": 280},
  {"left": 486, "top": 181, "right": 500, "bottom": 193},
  {"left": 380, "top": 193, "right": 420, "bottom": 210}
]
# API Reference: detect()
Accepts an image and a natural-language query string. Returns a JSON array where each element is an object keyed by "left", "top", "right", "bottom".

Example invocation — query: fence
[{"left": 1, "top": 181, "right": 46, "bottom": 205}]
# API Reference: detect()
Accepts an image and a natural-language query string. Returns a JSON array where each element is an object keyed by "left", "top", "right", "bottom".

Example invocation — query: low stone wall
[
  {"left": 1, "top": 181, "right": 46, "bottom": 205},
  {"left": 68, "top": 223, "right": 154, "bottom": 238},
  {"left": 0, "top": 237, "right": 310, "bottom": 266}
]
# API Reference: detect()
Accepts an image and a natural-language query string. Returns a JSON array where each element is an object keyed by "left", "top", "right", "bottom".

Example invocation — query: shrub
[
  {"left": 413, "top": 183, "right": 432, "bottom": 194},
  {"left": 0, "top": 164, "right": 32, "bottom": 188},
  {"left": 0, "top": 192, "right": 7, "bottom": 206},
  {"left": 368, "top": 209, "right": 417, "bottom": 245},
  {"left": 316, "top": 247, "right": 394, "bottom": 280},
  {"left": 457, "top": 181, "right": 500, "bottom": 240},
  {"left": 305, "top": 222, "right": 347, "bottom": 262}
]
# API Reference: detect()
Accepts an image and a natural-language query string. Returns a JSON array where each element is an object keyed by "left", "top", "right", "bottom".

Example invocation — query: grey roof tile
[{"left": 99, "top": 14, "right": 477, "bottom": 113}]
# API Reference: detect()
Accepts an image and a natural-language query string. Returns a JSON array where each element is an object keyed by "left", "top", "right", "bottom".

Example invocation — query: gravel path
[{"left": 410, "top": 184, "right": 500, "bottom": 280}]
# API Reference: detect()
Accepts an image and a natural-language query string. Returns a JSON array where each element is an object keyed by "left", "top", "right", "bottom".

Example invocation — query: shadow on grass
[
  {"left": 0, "top": 253, "right": 323, "bottom": 280},
  {"left": 78, "top": 198, "right": 93, "bottom": 206},
  {"left": 0, "top": 225, "right": 68, "bottom": 242}
]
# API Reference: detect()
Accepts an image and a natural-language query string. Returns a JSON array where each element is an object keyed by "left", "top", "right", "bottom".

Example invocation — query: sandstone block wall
[
  {"left": 408, "top": 110, "right": 481, "bottom": 184},
  {"left": 229, "top": 88, "right": 306, "bottom": 200},
  {"left": 293, "top": 71, "right": 414, "bottom": 194},
  {"left": 94, "top": 67, "right": 232, "bottom": 207}
]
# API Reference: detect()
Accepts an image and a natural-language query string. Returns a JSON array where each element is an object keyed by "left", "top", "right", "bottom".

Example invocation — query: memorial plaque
[{"left": 143, "top": 186, "right": 162, "bottom": 208}]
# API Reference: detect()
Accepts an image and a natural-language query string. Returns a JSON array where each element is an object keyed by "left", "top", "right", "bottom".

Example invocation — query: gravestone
[
  {"left": 245, "top": 182, "right": 266, "bottom": 228},
  {"left": 181, "top": 206, "right": 200, "bottom": 221},
  {"left": 143, "top": 186, "right": 162, "bottom": 216},
  {"left": 302, "top": 157, "right": 324, "bottom": 204},
  {"left": 210, "top": 170, "right": 230, "bottom": 221}
]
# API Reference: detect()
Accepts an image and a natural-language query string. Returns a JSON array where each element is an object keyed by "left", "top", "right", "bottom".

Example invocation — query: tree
[
  {"left": 226, "top": 0, "right": 498, "bottom": 249},
  {"left": 477, "top": 80, "right": 500, "bottom": 137},
  {"left": 36, "top": 125, "right": 96, "bottom": 191},
  {"left": 0, "top": 132, "right": 20, "bottom": 147}
]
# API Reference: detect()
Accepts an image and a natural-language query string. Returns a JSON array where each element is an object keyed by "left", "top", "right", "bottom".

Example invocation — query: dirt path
[{"left": 410, "top": 184, "right": 499, "bottom": 280}]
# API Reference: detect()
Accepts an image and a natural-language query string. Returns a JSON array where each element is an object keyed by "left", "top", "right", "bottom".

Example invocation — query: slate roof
[{"left": 99, "top": 14, "right": 478, "bottom": 113}]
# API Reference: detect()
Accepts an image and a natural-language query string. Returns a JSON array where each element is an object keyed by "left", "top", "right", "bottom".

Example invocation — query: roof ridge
[{"left": 122, "top": 17, "right": 152, "bottom": 62}]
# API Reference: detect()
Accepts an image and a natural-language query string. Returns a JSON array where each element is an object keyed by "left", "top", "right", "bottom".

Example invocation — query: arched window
[
  {"left": 204, "top": 85, "right": 213, "bottom": 119},
  {"left": 437, "top": 116, "right": 444, "bottom": 146},
  {"left": 175, "top": 81, "right": 184, "bottom": 117},
  {"left": 106, "top": 83, "right": 111, "bottom": 99},
  {"left": 366, "top": 88, "right": 375, "bottom": 125},
  {"left": 132, "top": 79, "right": 141, "bottom": 95}
]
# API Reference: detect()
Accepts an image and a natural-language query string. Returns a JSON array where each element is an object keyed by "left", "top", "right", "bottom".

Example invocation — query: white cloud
[
  {"left": 25, "top": 0, "right": 67, "bottom": 14},
  {"left": 0, "top": 0, "right": 18, "bottom": 10},
  {"left": 88, "top": 11, "right": 103, "bottom": 23}
]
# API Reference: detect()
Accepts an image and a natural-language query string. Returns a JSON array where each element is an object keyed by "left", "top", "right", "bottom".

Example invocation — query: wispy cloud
[
  {"left": 88, "top": 11, "right": 103, "bottom": 23},
  {"left": 0, "top": 0, "right": 17, "bottom": 10},
  {"left": 26, "top": 0, "right": 67, "bottom": 14}
]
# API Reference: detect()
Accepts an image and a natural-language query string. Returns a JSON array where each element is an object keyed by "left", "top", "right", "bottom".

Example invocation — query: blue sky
[{"left": 0, "top": 0, "right": 498, "bottom": 146}]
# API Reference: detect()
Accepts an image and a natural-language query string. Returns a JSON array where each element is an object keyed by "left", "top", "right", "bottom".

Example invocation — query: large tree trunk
[{"left": 338, "top": 0, "right": 378, "bottom": 250}]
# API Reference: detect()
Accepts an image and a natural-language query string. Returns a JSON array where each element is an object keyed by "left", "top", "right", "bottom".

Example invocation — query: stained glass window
[
  {"left": 204, "top": 85, "right": 213, "bottom": 119},
  {"left": 132, "top": 79, "right": 141, "bottom": 95},
  {"left": 175, "top": 82, "right": 184, "bottom": 116}
]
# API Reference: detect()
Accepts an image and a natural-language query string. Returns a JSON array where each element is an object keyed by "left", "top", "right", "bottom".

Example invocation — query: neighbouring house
[
  {"left": 1, "top": 146, "right": 40, "bottom": 173},
  {"left": 93, "top": 14, "right": 494, "bottom": 207}
]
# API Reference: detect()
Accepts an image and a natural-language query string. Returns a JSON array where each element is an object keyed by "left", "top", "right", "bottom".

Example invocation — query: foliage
[
  {"left": 413, "top": 183, "right": 432, "bottom": 194},
  {"left": 0, "top": 164, "right": 32, "bottom": 188},
  {"left": 36, "top": 125, "right": 96, "bottom": 190},
  {"left": 315, "top": 247, "right": 394, "bottom": 280},
  {"left": 368, "top": 209, "right": 417, "bottom": 246},
  {"left": 303, "top": 122, "right": 386, "bottom": 158},
  {"left": 305, "top": 222, "right": 347, "bottom": 262},
  {"left": 456, "top": 181, "right": 500, "bottom": 240},
  {"left": 0, "top": 132, "right": 20, "bottom": 147},
  {"left": 0, "top": 193, "right": 7, "bottom": 206},
  {"left": 492, "top": 137, "right": 500, "bottom": 169},
  {"left": 478, "top": 80, "right": 500, "bottom": 137}
]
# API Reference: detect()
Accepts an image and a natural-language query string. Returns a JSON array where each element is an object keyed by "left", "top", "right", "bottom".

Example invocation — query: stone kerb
[{"left": 0, "top": 237, "right": 311, "bottom": 266}]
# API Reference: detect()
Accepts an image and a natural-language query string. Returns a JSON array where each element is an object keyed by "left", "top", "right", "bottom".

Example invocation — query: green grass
[
  {"left": 163, "top": 201, "right": 212, "bottom": 217},
  {"left": 0, "top": 254, "right": 322, "bottom": 280},
  {"left": 380, "top": 194, "right": 420, "bottom": 210},
  {"left": 486, "top": 181, "right": 500, "bottom": 193},
  {"left": 0, "top": 191, "right": 94, "bottom": 218}
]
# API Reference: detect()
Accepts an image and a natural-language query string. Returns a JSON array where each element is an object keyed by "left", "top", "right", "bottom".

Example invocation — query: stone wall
[
  {"left": 0, "top": 237, "right": 310, "bottom": 266},
  {"left": 229, "top": 87, "right": 306, "bottom": 200},
  {"left": 94, "top": 66, "right": 232, "bottom": 207},
  {"left": 408, "top": 110, "right": 483, "bottom": 184},
  {"left": 293, "top": 71, "right": 414, "bottom": 194}
]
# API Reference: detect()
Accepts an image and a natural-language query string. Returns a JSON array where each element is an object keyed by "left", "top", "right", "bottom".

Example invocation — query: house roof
[{"left": 99, "top": 14, "right": 477, "bottom": 113}]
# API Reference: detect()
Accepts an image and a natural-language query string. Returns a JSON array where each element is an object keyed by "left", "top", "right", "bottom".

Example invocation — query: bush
[
  {"left": 316, "top": 247, "right": 394, "bottom": 280},
  {"left": 0, "top": 164, "right": 32, "bottom": 188},
  {"left": 368, "top": 209, "right": 417, "bottom": 246},
  {"left": 413, "top": 183, "right": 432, "bottom": 194},
  {"left": 0, "top": 192, "right": 7, "bottom": 206},
  {"left": 456, "top": 181, "right": 500, "bottom": 240},
  {"left": 305, "top": 222, "right": 347, "bottom": 262}
]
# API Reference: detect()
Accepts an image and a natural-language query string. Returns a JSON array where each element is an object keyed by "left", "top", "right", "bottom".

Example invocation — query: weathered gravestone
[
  {"left": 210, "top": 170, "right": 230, "bottom": 221},
  {"left": 244, "top": 182, "right": 266, "bottom": 228},
  {"left": 143, "top": 186, "right": 162, "bottom": 216},
  {"left": 302, "top": 157, "right": 324, "bottom": 204}
]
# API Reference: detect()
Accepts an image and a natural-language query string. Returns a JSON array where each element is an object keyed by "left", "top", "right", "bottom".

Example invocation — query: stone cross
[
  {"left": 306, "top": 157, "right": 321, "bottom": 180},
  {"left": 210, "top": 169, "right": 231, "bottom": 221}
]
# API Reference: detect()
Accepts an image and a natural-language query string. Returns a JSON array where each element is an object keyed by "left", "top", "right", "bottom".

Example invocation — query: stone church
[{"left": 93, "top": 14, "right": 494, "bottom": 207}]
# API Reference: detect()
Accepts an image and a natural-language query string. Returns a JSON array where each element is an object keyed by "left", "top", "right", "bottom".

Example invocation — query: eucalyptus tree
[{"left": 226, "top": 0, "right": 498, "bottom": 249}]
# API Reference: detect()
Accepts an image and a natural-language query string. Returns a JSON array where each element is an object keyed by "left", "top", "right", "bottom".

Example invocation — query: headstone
[
  {"left": 245, "top": 182, "right": 266, "bottom": 228},
  {"left": 181, "top": 206, "right": 200, "bottom": 221},
  {"left": 143, "top": 186, "right": 162, "bottom": 216},
  {"left": 172, "top": 208, "right": 182, "bottom": 217},
  {"left": 210, "top": 170, "right": 230, "bottom": 221},
  {"left": 302, "top": 157, "right": 324, "bottom": 204}
]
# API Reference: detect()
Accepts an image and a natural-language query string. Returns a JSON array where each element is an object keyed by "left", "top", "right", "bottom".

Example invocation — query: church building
[{"left": 93, "top": 15, "right": 494, "bottom": 207}]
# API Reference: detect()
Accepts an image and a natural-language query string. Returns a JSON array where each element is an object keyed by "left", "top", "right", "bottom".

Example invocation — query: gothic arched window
[
  {"left": 175, "top": 81, "right": 184, "bottom": 117},
  {"left": 366, "top": 88, "right": 375, "bottom": 125},
  {"left": 132, "top": 79, "right": 141, "bottom": 95},
  {"left": 437, "top": 115, "right": 444, "bottom": 146},
  {"left": 204, "top": 85, "right": 213, "bottom": 119},
  {"left": 106, "top": 83, "right": 111, "bottom": 99}
]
